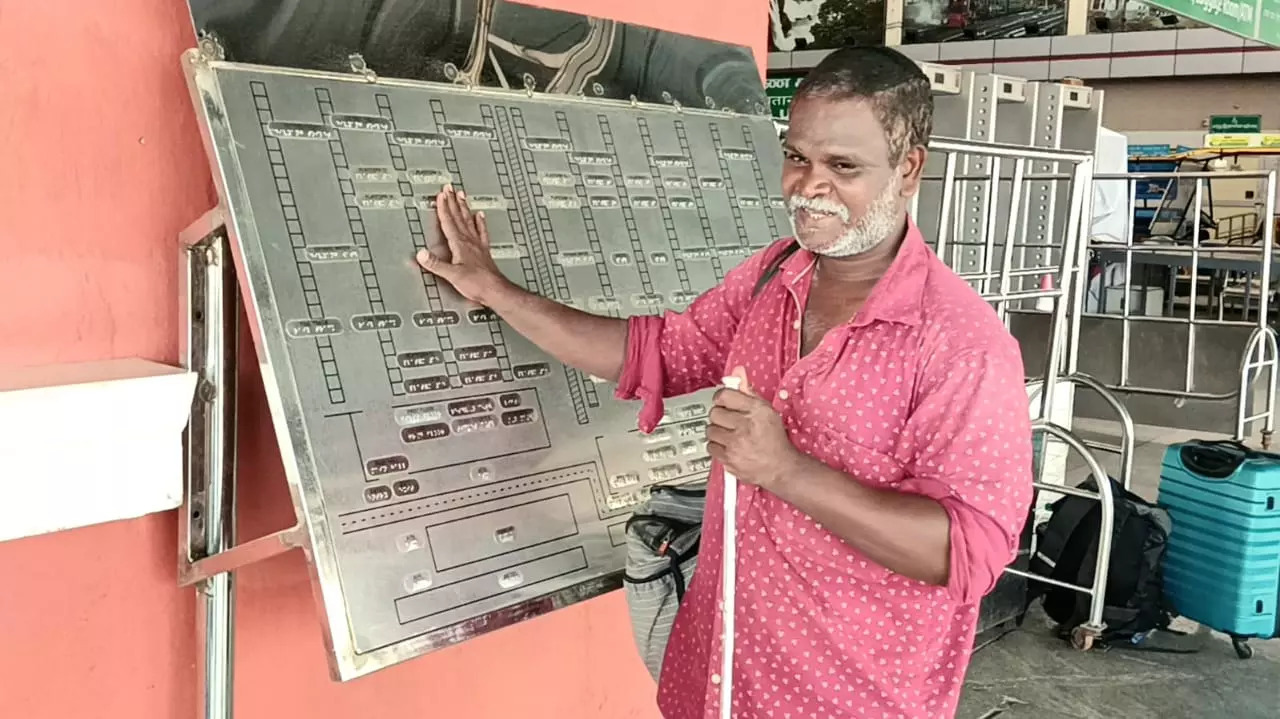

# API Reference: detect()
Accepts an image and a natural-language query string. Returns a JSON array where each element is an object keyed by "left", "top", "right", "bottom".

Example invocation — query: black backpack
[{"left": 1026, "top": 475, "right": 1180, "bottom": 649}]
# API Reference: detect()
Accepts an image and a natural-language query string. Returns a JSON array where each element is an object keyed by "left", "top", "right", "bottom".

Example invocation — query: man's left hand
[{"left": 706, "top": 367, "right": 804, "bottom": 490}]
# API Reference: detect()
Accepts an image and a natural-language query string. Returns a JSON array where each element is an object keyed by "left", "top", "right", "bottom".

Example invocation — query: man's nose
[{"left": 794, "top": 166, "right": 833, "bottom": 197}]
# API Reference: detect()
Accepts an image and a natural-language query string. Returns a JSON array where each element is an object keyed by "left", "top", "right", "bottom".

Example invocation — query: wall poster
[
  {"left": 902, "top": 0, "right": 1067, "bottom": 42},
  {"left": 768, "top": 0, "right": 888, "bottom": 51},
  {"left": 1085, "top": 0, "right": 1206, "bottom": 32}
]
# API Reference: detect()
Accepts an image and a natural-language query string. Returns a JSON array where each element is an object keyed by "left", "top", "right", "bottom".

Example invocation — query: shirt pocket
[{"left": 813, "top": 423, "right": 907, "bottom": 488}]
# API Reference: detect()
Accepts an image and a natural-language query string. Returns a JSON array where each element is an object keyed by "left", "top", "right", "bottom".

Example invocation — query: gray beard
[{"left": 788, "top": 179, "right": 901, "bottom": 258}]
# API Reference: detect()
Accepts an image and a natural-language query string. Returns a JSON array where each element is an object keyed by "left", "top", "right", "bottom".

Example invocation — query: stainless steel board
[{"left": 184, "top": 57, "right": 789, "bottom": 679}]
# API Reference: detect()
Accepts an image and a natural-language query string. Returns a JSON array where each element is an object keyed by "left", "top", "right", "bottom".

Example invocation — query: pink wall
[{"left": 0, "top": 2, "right": 766, "bottom": 717}]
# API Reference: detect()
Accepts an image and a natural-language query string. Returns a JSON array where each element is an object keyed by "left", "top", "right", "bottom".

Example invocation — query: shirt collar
[{"left": 777, "top": 216, "right": 931, "bottom": 327}]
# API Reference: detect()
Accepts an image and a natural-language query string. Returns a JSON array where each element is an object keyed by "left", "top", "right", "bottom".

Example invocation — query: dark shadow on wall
[{"left": 185, "top": 0, "right": 769, "bottom": 115}]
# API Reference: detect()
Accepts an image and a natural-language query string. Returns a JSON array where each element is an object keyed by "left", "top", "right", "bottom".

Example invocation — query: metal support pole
[
  {"left": 1258, "top": 171, "right": 1277, "bottom": 447},
  {"left": 182, "top": 224, "right": 239, "bottom": 719}
]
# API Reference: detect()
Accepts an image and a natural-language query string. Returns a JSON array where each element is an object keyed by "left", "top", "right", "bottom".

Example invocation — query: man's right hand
[
  {"left": 411, "top": 184, "right": 629, "bottom": 383},
  {"left": 416, "top": 186, "right": 508, "bottom": 305}
]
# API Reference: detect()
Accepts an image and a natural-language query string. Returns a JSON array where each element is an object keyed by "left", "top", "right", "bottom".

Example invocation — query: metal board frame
[{"left": 179, "top": 47, "right": 789, "bottom": 681}]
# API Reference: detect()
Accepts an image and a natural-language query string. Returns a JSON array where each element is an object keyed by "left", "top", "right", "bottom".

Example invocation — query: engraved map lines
[
  {"left": 426, "top": 98, "right": 514, "bottom": 387},
  {"left": 232, "top": 69, "right": 809, "bottom": 660},
  {"left": 673, "top": 120, "right": 726, "bottom": 282},
  {"left": 597, "top": 116, "right": 656, "bottom": 299},
  {"left": 316, "top": 88, "right": 405, "bottom": 396},
  {"left": 480, "top": 105, "right": 543, "bottom": 302},
  {"left": 742, "top": 126, "right": 785, "bottom": 242},
  {"left": 476, "top": 106, "right": 590, "bottom": 424},
  {"left": 256, "top": 81, "right": 784, "bottom": 429},
  {"left": 507, "top": 107, "right": 591, "bottom": 425},
  {"left": 250, "top": 81, "right": 347, "bottom": 405},
  {"left": 556, "top": 112, "right": 620, "bottom": 319},
  {"left": 635, "top": 117, "right": 693, "bottom": 294},
  {"left": 555, "top": 111, "right": 611, "bottom": 412},
  {"left": 377, "top": 94, "right": 464, "bottom": 388}
]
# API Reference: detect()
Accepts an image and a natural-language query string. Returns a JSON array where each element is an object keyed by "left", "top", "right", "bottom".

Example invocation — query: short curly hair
[{"left": 794, "top": 46, "right": 933, "bottom": 165}]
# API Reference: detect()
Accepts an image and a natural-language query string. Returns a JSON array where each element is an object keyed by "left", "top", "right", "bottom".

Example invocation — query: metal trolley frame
[
  {"left": 920, "top": 135, "right": 1135, "bottom": 651},
  {"left": 1084, "top": 170, "right": 1279, "bottom": 446}
]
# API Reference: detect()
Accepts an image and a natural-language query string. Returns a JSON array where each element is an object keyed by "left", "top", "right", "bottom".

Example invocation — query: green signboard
[
  {"left": 1144, "top": 0, "right": 1280, "bottom": 47},
  {"left": 765, "top": 76, "right": 802, "bottom": 121},
  {"left": 1210, "top": 114, "right": 1263, "bottom": 133}
]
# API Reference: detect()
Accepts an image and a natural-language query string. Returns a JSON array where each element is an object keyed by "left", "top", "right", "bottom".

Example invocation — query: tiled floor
[{"left": 956, "top": 420, "right": 1280, "bottom": 719}]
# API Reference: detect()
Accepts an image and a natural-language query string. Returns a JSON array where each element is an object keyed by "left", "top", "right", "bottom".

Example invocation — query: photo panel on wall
[
  {"left": 1084, "top": 0, "right": 1205, "bottom": 34},
  {"left": 902, "top": 0, "right": 1067, "bottom": 43},
  {"left": 768, "top": 0, "right": 888, "bottom": 51}
]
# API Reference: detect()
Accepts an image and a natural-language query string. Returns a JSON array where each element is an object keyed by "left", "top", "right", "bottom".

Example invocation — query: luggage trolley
[
  {"left": 1022, "top": 373, "right": 1138, "bottom": 649},
  {"left": 916, "top": 134, "right": 1132, "bottom": 651},
  {"left": 1081, "top": 168, "right": 1280, "bottom": 446}
]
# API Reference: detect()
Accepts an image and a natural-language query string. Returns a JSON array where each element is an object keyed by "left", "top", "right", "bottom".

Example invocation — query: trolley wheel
[
  {"left": 1232, "top": 637, "right": 1254, "bottom": 660},
  {"left": 1070, "top": 626, "right": 1095, "bottom": 652}
]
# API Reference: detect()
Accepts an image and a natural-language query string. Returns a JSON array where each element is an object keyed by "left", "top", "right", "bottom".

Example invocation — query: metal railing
[
  {"left": 1087, "top": 170, "right": 1279, "bottom": 445},
  {"left": 918, "top": 137, "right": 1097, "bottom": 427},
  {"left": 1218, "top": 212, "right": 1260, "bottom": 244}
]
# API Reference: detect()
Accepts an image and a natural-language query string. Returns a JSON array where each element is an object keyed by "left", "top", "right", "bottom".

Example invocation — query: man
[{"left": 416, "top": 46, "right": 1033, "bottom": 719}]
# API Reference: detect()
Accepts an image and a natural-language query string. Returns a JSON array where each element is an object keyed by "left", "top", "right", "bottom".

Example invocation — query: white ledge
[{"left": 0, "top": 358, "right": 197, "bottom": 543}]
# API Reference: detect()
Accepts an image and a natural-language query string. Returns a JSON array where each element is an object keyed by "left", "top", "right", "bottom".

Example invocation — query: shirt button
[
  {"left": 792, "top": 319, "right": 801, "bottom": 330},
  {"left": 778, "top": 389, "right": 790, "bottom": 400},
  {"left": 711, "top": 674, "right": 722, "bottom": 685}
]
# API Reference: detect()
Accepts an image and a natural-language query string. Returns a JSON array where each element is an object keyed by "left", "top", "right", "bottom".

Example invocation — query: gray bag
[{"left": 623, "top": 482, "right": 706, "bottom": 680}]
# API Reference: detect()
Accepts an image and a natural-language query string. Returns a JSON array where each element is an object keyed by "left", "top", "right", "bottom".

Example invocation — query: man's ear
[{"left": 898, "top": 145, "right": 928, "bottom": 198}]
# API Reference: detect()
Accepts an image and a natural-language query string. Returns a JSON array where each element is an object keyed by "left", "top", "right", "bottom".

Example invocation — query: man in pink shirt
[{"left": 417, "top": 46, "right": 1034, "bottom": 719}]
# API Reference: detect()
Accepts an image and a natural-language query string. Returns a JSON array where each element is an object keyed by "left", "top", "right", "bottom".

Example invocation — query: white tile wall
[
  {"left": 1110, "top": 53, "right": 1175, "bottom": 78},
  {"left": 1051, "top": 34, "right": 1113, "bottom": 55},
  {"left": 1050, "top": 57, "right": 1112, "bottom": 80},
  {"left": 1174, "top": 50, "right": 1244, "bottom": 75},
  {"left": 995, "top": 36, "right": 1054, "bottom": 58},
  {"left": 1243, "top": 49, "right": 1280, "bottom": 73},
  {"left": 939, "top": 39, "right": 996, "bottom": 61},
  {"left": 1111, "top": 30, "right": 1178, "bottom": 53},
  {"left": 994, "top": 60, "right": 1052, "bottom": 80},
  {"left": 897, "top": 43, "right": 942, "bottom": 63},
  {"left": 1175, "top": 27, "right": 1245, "bottom": 50}
]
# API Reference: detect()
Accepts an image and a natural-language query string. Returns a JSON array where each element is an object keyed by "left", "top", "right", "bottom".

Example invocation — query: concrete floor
[{"left": 956, "top": 419, "right": 1280, "bottom": 719}]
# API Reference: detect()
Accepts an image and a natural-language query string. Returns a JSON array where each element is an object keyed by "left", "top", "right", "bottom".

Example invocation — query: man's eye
[
  {"left": 832, "top": 163, "right": 858, "bottom": 173},
  {"left": 785, "top": 153, "right": 807, "bottom": 164}
]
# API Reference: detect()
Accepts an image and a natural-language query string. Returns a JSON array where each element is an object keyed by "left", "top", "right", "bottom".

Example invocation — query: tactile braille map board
[{"left": 188, "top": 60, "right": 790, "bottom": 677}]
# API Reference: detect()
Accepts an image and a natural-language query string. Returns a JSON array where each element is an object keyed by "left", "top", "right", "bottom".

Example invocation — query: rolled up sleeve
[
  {"left": 896, "top": 342, "right": 1034, "bottom": 605},
  {"left": 614, "top": 241, "right": 791, "bottom": 433}
]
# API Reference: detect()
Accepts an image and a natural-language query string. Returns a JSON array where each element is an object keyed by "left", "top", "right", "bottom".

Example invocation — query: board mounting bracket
[{"left": 178, "top": 207, "right": 304, "bottom": 591}]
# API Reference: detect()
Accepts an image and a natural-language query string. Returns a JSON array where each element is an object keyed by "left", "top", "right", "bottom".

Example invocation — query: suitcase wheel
[
  {"left": 1070, "top": 625, "right": 1096, "bottom": 652},
  {"left": 1231, "top": 636, "right": 1254, "bottom": 660}
]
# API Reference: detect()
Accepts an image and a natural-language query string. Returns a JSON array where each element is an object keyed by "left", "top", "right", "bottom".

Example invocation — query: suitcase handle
[{"left": 1179, "top": 440, "right": 1280, "bottom": 479}]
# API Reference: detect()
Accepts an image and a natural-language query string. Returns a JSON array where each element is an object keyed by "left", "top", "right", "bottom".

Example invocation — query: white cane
[{"left": 718, "top": 375, "right": 742, "bottom": 719}]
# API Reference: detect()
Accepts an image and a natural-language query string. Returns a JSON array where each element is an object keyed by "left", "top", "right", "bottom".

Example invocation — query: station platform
[
  {"left": 961, "top": 604, "right": 1280, "bottom": 718},
  {"left": 958, "top": 421, "right": 1280, "bottom": 719}
]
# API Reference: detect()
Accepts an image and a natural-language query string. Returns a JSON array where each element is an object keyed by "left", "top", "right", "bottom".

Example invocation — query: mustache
[{"left": 786, "top": 195, "right": 851, "bottom": 223}]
